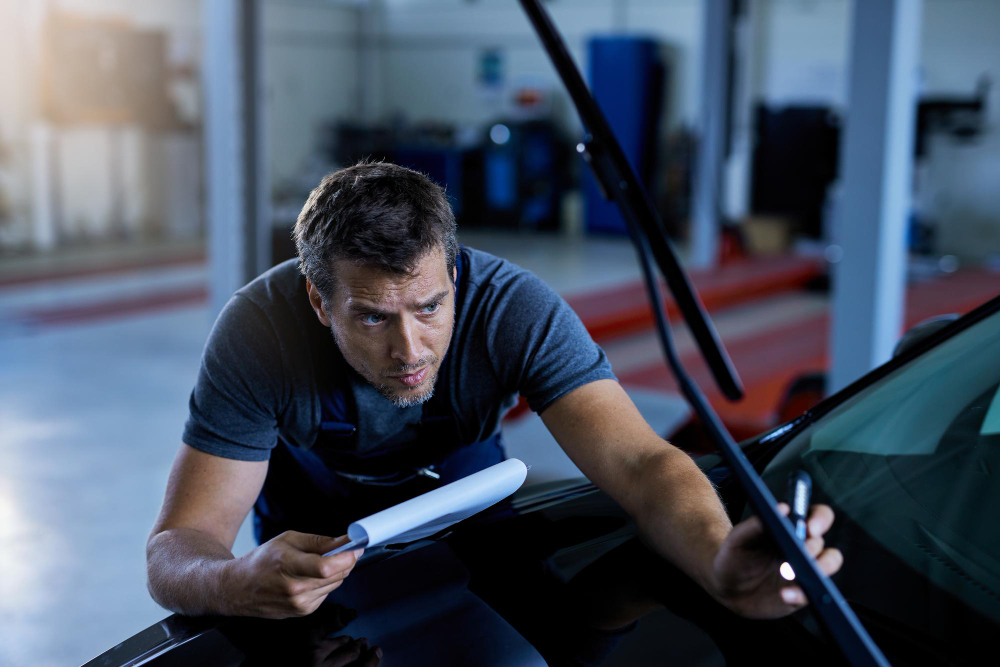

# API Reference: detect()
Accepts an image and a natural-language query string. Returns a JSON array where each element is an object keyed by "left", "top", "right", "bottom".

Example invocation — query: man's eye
[
  {"left": 421, "top": 301, "right": 441, "bottom": 314},
  {"left": 361, "top": 313, "right": 385, "bottom": 325}
]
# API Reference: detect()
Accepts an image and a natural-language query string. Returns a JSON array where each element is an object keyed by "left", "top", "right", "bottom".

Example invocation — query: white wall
[
  {"left": 364, "top": 0, "right": 1000, "bottom": 261},
  {"left": 918, "top": 0, "right": 1000, "bottom": 261},
  {"left": 372, "top": 0, "right": 703, "bottom": 135},
  {"left": 0, "top": 1, "right": 39, "bottom": 245},
  {"left": 262, "top": 1, "right": 360, "bottom": 191},
  {"left": 0, "top": 0, "right": 204, "bottom": 249},
  {"left": 747, "top": 0, "right": 1000, "bottom": 259},
  {"left": 3, "top": 0, "right": 996, "bottom": 256},
  {"left": 756, "top": 0, "right": 850, "bottom": 107},
  {"left": 0, "top": 0, "right": 362, "bottom": 249}
]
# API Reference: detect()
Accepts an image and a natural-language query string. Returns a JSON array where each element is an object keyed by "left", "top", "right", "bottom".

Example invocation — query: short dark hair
[{"left": 293, "top": 161, "right": 458, "bottom": 306}]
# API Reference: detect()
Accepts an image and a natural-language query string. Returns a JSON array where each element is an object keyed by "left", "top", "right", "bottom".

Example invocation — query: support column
[
  {"left": 245, "top": 0, "right": 272, "bottom": 283},
  {"left": 829, "top": 0, "right": 922, "bottom": 394},
  {"left": 690, "top": 0, "right": 732, "bottom": 269},
  {"left": 203, "top": 0, "right": 270, "bottom": 318},
  {"left": 723, "top": 0, "right": 761, "bottom": 221},
  {"left": 29, "top": 124, "right": 58, "bottom": 251}
]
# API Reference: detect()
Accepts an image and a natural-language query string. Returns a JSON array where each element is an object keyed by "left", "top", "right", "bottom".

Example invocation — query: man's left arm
[{"left": 540, "top": 379, "right": 843, "bottom": 619}]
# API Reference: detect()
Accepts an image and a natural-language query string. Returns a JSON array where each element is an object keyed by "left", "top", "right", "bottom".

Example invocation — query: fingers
[
  {"left": 733, "top": 503, "right": 839, "bottom": 558},
  {"left": 780, "top": 585, "right": 806, "bottom": 607},
  {"left": 302, "top": 573, "right": 354, "bottom": 604},
  {"left": 788, "top": 503, "right": 836, "bottom": 558},
  {"left": 801, "top": 506, "right": 836, "bottom": 557},
  {"left": 815, "top": 547, "right": 844, "bottom": 576},
  {"left": 323, "top": 637, "right": 380, "bottom": 667},
  {"left": 729, "top": 502, "right": 840, "bottom": 565},
  {"left": 318, "top": 550, "right": 362, "bottom": 579},
  {"left": 806, "top": 504, "right": 835, "bottom": 538},
  {"left": 277, "top": 533, "right": 360, "bottom": 580},
  {"left": 785, "top": 504, "right": 842, "bottom": 577},
  {"left": 283, "top": 549, "right": 358, "bottom": 580},
  {"left": 322, "top": 636, "right": 366, "bottom": 667},
  {"left": 310, "top": 635, "right": 352, "bottom": 661},
  {"left": 777, "top": 548, "right": 843, "bottom": 612},
  {"left": 360, "top": 645, "right": 383, "bottom": 666},
  {"left": 284, "top": 531, "right": 351, "bottom": 555},
  {"left": 288, "top": 560, "right": 360, "bottom": 611}
]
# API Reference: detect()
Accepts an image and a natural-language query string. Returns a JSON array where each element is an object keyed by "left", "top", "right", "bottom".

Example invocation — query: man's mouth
[{"left": 390, "top": 366, "right": 430, "bottom": 387}]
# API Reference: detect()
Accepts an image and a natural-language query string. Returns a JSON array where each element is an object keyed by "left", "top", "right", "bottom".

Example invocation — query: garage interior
[{"left": 0, "top": 0, "right": 998, "bottom": 664}]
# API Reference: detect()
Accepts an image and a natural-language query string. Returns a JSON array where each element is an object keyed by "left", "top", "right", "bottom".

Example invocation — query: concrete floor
[
  {"left": 0, "top": 232, "right": 792, "bottom": 665},
  {"left": 0, "top": 307, "right": 221, "bottom": 666}
]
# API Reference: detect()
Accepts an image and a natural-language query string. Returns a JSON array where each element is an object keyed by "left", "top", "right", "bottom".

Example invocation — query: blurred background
[{"left": 0, "top": 0, "right": 997, "bottom": 664}]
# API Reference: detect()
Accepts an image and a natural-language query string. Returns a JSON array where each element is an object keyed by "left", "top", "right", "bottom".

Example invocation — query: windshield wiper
[{"left": 516, "top": 1, "right": 889, "bottom": 664}]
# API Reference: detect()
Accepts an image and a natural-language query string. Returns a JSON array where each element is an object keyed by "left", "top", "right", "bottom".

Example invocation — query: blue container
[{"left": 584, "top": 36, "right": 664, "bottom": 235}]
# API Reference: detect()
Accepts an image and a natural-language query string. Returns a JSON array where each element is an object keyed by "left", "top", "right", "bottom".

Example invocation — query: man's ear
[
  {"left": 452, "top": 265, "right": 457, "bottom": 284},
  {"left": 305, "top": 278, "right": 332, "bottom": 328}
]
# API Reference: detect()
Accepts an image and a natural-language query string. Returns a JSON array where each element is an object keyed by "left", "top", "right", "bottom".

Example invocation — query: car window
[{"left": 760, "top": 308, "right": 1000, "bottom": 659}]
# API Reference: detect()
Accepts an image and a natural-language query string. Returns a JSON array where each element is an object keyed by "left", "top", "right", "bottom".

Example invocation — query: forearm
[
  {"left": 539, "top": 381, "right": 733, "bottom": 598},
  {"left": 628, "top": 445, "right": 732, "bottom": 598},
  {"left": 146, "top": 528, "right": 243, "bottom": 617}
]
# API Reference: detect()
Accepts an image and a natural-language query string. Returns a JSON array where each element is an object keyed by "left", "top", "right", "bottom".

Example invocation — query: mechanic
[{"left": 146, "top": 161, "right": 842, "bottom": 621}]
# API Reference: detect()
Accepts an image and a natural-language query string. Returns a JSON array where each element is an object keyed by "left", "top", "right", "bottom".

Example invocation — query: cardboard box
[{"left": 742, "top": 216, "right": 791, "bottom": 256}]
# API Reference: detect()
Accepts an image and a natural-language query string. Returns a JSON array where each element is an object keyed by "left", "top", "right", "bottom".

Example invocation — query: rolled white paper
[{"left": 324, "top": 459, "right": 528, "bottom": 556}]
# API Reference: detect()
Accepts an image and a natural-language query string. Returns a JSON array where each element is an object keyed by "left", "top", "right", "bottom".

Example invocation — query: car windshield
[{"left": 759, "top": 305, "right": 1000, "bottom": 660}]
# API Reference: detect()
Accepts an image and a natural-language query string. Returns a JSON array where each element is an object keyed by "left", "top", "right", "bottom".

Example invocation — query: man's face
[{"left": 308, "top": 247, "right": 456, "bottom": 408}]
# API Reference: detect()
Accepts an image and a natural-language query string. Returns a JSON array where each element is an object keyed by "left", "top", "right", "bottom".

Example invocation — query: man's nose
[{"left": 390, "top": 318, "right": 423, "bottom": 366}]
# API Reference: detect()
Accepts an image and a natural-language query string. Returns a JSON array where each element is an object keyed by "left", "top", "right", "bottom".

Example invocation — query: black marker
[{"left": 787, "top": 469, "right": 812, "bottom": 541}]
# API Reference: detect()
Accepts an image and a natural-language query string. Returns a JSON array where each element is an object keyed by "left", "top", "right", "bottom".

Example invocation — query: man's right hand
[
  {"left": 147, "top": 445, "right": 362, "bottom": 618},
  {"left": 225, "top": 532, "right": 363, "bottom": 619}
]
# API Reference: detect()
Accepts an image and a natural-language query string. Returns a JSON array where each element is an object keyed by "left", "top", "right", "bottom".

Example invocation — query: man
[{"left": 147, "top": 161, "right": 842, "bottom": 622}]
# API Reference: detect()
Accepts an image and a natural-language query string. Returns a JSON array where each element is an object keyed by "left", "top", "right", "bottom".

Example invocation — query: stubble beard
[
  {"left": 372, "top": 360, "right": 439, "bottom": 408},
  {"left": 330, "top": 328, "right": 442, "bottom": 408}
]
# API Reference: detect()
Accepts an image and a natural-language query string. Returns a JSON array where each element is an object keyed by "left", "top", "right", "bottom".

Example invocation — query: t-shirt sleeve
[
  {"left": 182, "top": 294, "right": 286, "bottom": 461},
  {"left": 484, "top": 269, "right": 617, "bottom": 414}
]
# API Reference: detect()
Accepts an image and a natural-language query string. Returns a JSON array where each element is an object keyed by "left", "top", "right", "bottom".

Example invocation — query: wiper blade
[{"left": 517, "top": 1, "right": 889, "bottom": 665}]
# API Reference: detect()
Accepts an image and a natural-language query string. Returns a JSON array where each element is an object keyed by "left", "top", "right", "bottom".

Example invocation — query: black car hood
[{"left": 87, "top": 481, "right": 639, "bottom": 667}]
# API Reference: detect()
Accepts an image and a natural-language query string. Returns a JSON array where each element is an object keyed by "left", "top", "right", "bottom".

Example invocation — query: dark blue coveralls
[
  {"left": 250, "top": 252, "right": 635, "bottom": 665},
  {"left": 253, "top": 250, "right": 504, "bottom": 544}
]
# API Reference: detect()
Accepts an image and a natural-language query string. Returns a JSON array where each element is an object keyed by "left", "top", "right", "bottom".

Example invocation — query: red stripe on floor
[
  {"left": 0, "top": 250, "right": 206, "bottom": 289},
  {"left": 569, "top": 255, "right": 823, "bottom": 343},
  {"left": 618, "top": 270, "right": 1000, "bottom": 436}
]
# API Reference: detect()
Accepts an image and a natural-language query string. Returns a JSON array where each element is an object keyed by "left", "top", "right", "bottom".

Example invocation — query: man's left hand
[{"left": 710, "top": 503, "right": 844, "bottom": 619}]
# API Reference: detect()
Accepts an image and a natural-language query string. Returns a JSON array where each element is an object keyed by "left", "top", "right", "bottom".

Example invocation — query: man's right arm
[{"left": 146, "top": 443, "right": 361, "bottom": 618}]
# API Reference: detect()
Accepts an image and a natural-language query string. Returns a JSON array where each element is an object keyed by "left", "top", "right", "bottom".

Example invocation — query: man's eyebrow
[
  {"left": 347, "top": 290, "right": 449, "bottom": 314},
  {"left": 417, "top": 290, "right": 450, "bottom": 308},
  {"left": 347, "top": 301, "right": 390, "bottom": 315}
]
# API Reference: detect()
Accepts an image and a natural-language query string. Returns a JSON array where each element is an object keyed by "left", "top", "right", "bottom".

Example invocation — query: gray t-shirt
[{"left": 183, "top": 247, "right": 616, "bottom": 462}]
